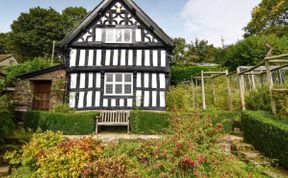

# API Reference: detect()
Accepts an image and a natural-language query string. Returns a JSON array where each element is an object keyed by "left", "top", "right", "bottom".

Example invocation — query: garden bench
[{"left": 96, "top": 111, "right": 130, "bottom": 134}]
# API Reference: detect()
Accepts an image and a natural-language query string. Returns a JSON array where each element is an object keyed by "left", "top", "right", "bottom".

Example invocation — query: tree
[
  {"left": 244, "top": 0, "right": 288, "bottom": 37},
  {"left": 61, "top": 7, "right": 88, "bottom": 34},
  {"left": 9, "top": 7, "right": 65, "bottom": 60},
  {"left": 0, "top": 33, "right": 9, "bottom": 54},
  {"left": 188, "top": 39, "right": 218, "bottom": 63},
  {"left": 218, "top": 35, "right": 288, "bottom": 70},
  {"left": 172, "top": 37, "right": 188, "bottom": 65}
]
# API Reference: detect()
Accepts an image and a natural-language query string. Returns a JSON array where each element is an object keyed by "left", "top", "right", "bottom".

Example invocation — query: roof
[
  {"left": 0, "top": 54, "right": 14, "bottom": 62},
  {"left": 59, "top": 0, "right": 174, "bottom": 48},
  {"left": 17, "top": 64, "right": 65, "bottom": 80}
]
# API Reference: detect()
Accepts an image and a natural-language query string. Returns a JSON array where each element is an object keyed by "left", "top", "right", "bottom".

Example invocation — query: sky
[{"left": 0, "top": 0, "right": 261, "bottom": 47}]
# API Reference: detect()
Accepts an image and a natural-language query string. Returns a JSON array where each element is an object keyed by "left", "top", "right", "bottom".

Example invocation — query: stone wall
[{"left": 13, "top": 69, "right": 66, "bottom": 111}]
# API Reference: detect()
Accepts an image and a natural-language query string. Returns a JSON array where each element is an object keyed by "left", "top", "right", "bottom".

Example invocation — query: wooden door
[{"left": 33, "top": 81, "right": 51, "bottom": 111}]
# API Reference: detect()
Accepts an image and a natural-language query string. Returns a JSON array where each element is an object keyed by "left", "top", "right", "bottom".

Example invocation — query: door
[{"left": 33, "top": 81, "right": 51, "bottom": 111}]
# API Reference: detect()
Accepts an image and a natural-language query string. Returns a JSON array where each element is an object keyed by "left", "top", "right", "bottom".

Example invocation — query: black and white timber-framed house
[{"left": 59, "top": 0, "right": 174, "bottom": 111}]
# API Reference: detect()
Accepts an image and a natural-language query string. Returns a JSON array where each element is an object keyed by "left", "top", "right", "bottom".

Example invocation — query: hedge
[
  {"left": 171, "top": 65, "right": 219, "bottom": 85},
  {"left": 24, "top": 111, "right": 99, "bottom": 135},
  {"left": 241, "top": 111, "right": 288, "bottom": 168},
  {"left": 130, "top": 111, "right": 170, "bottom": 134},
  {"left": 0, "top": 112, "right": 15, "bottom": 144}
]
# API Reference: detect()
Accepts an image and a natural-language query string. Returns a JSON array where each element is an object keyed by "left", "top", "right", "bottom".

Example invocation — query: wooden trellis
[
  {"left": 192, "top": 70, "right": 232, "bottom": 111},
  {"left": 237, "top": 54, "right": 288, "bottom": 114}
]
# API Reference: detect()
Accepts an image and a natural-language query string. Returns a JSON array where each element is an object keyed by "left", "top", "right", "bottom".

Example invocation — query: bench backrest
[{"left": 98, "top": 111, "right": 130, "bottom": 123}]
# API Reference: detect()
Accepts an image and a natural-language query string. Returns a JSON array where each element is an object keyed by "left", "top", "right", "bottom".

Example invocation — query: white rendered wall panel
[
  {"left": 80, "top": 73, "right": 86, "bottom": 88},
  {"left": 127, "top": 99, "right": 133, "bottom": 107},
  {"left": 95, "top": 92, "right": 100, "bottom": 107},
  {"left": 120, "top": 49, "right": 126, "bottom": 66},
  {"left": 161, "top": 50, "right": 166, "bottom": 67},
  {"left": 137, "top": 73, "right": 141, "bottom": 88},
  {"left": 69, "top": 92, "right": 76, "bottom": 108},
  {"left": 105, "top": 50, "right": 111, "bottom": 66},
  {"left": 136, "top": 50, "right": 142, "bottom": 66},
  {"left": 88, "top": 50, "right": 94, "bottom": 66},
  {"left": 144, "top": 73, "right": 149, "bottom": 88},
  {"left": 96, "top": 50, "right": 102, "bottom": 66},
  {"left": 95, "top": 28, "right": 102, "bottom": 42},
  {"left": 160, "top": 92, "right": 166, "bottom": 107},
  {"left": 144, "top": 91, "right": 150, "bottom": 107},
  {"left": 96, "top": 73, "right": 101, "bottom": 88},
  {"left": 159, "top": 74, "right": 166, "bottom": 89},
  {"left": 70, "top": 74, "right": 77, "bottom": 89},
  {"left": 119, "top": 99, "right": 124, "bottom": 107},
  {"left": 136, "top": 90, "right": 142, "bottom": 107},
  {"left": 103, "top": 99, "right": 108, "bottom": 107},
  {"left": 70, "top": 49, "right": 77, "bottom": 67},
  {"left": 144, "top": 50, "right": 150, "bottom": 66},
  {"left": 86, "top": 91, "right": 92, "bottom": 107},
  {"left": 152, "top": 91, "right": 157, "bottom": 107},
  {"left": 111, "top": 99, "right": 116, "bottom": 107},
  {"left": 128, "top": 50, "right": 133, "bottom": 66},
  {"left": 88, "top": 73, "right": 93, "bottom": 88},
  {"left": 78, "top": 92, "right": 84, "bottom": 108},
  {"left": 113, "top": 50, "right": 118, "bottom": 65},
  {"left": 153, "top": 50, "right": 158, "bottom": 67},
  {"left": 152, "top": 74, "right": 157, "bottom": 88},
  {"left": 79, "top": 50, "right": 86, "bottom": 66},
  {"left": 135, "top": 29, "right": 141, "bottom": 42}
]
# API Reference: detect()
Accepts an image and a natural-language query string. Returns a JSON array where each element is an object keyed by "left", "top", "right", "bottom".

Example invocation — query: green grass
[{"left": 130, "top": 110, "right": 170, "bottom": 134}]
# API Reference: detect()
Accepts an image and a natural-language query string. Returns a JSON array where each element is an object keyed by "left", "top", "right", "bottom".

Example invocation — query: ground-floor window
[{"left": 104, "top": 73, "right": 133, "bottom": 96}]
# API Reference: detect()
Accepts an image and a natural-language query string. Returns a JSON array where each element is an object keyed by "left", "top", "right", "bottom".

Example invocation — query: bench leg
[
  {"left": 96, "top": 120, "right": 98, "bottom": 134},
  {"left": 127, "top": 124, "right": 130, "bottom": 134}
]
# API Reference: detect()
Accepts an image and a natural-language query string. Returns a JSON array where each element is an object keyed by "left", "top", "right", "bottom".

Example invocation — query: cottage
[
  {"left": 13, "top": 0, "right": 174, "bottom": 112},
  {"left": 59, "top": 0, "right": 174, "bottom": 111},
  {"left": 0, "top": 54, "right": 18, "bottom": 66}
]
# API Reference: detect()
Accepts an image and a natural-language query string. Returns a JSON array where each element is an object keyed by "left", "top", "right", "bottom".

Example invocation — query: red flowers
[{"left": 181, "top": 156, "right": 198, "bottom": 168}]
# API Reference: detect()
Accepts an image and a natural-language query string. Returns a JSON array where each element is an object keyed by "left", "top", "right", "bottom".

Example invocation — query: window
[
  {"left": 105, "top": 28, "right": 132, "bottom": 43},
  {"left": 104, "top": 73, "right": 133, "bottom": 96}
]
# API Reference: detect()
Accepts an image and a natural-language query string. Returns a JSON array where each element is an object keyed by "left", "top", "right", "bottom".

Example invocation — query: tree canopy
[
  {"left": 7, "top": 6, "right": 88, "bottom": 61},
  {"left": 244, "top": 0, "right": 288, "bottom": 37}
]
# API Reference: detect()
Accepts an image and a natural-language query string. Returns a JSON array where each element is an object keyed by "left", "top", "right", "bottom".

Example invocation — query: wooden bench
[{"left": 96, "top": 111, "right": 130, "bottom": 133}]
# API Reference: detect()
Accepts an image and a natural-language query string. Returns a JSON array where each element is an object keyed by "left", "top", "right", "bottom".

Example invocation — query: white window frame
[
  {"left": 105, "top": 28, "right": 133, "bottom": 43},
  {"left": 104, "top": 73, "right": 133, "bottom": 96}
]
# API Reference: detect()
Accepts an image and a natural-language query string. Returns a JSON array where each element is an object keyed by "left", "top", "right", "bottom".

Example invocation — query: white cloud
[{"left": 180, "top": 0, "right": 260, "bottom": 46}]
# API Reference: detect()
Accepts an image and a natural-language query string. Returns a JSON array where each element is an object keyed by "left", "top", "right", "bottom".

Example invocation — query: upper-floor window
[{"left": 105, "top": 28, "right": 132, "bottom": 43}]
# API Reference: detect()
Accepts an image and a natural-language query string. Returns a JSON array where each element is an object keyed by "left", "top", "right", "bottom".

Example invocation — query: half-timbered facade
[{"left": 59, "top": 0, "right": 174, "bottom": 111}]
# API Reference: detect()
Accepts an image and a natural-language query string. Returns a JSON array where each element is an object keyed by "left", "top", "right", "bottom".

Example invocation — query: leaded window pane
[
  {"left": 106, "top": 84, "right": 113, "bottom": 94},
  {"left": 116, "top": 29, "right": 122, "bottom": 42},
  {"left": 115, "top": 74, "right": 123, "bottom": 82},
  {"left": 115, "top": 84, "right": 123, "bottom": 94},
  {"left": 124, "top": 29, "right": 131, "bottom": 42},
  {"left": 124, "top": 84, "right": 132, "bottom": 94},
  {"left": 124, "top": 74, "right": 132, "bottom": 82},
  {"left": 106, "top": 74, "right": 113, "bottom": 82},
  {"left": 105, "top": 29, "right": 114, "bottom": 43}
]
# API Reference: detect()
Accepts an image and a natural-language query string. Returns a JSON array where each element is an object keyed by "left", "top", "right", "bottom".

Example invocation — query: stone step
[
  {"left": 231, "top": 142, "right": 255, "bottom": 152},
  {"left": 223, "top": 135, "right": 244, "bottom": 143},
  {"left": 239, "top": 151, "right": 262, "bottom": 159},
  {"left": 247, "top": 158, "right": 271, "bottom": 167},
  {"left": 0, "top": 166, "right": 10, "bottom": 177},
  {"left": 217, "top": 142, "right": 231, "bottom": 153},
  {"left": 263, "top": 169, "right": 288, "bottom": 178}
]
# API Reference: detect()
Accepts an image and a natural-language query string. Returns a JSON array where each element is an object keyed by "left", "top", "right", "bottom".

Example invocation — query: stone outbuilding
[
  {"left": 13, "top": 64, "right": 66, "bottom": 112},
  {"left": 0, "top": 54, "right": 18, "bottom": 66}
]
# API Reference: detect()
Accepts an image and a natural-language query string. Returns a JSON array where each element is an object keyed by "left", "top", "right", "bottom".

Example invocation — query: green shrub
[
  {"left": 171, "top": 65, "right": 219, "bottom": 85},
  {"left": 241, "top": 111, "right": 288, "bottom": 168},
  {"left": 0, "top": 112, "right": 15, "bottom": 144},
  {"left": 167, "top": 84, "right": 193, "bottom": 111},
  {"left": 52, "top": 103, "right": 73, "bottom": 113},
  {"left": 0, "top": 95, "right": 12, "bottom": 112},
  {"left": 130, "top": 110, "right": 170, "bottom": 134},
  {"left": 246, "top": 87, "right": 270, "bottom": 111},
  {"left": 24, "top": 111, "right": 99, "bottom": 135},
  {"left": 202, "top": 110, "right": 240, "bottom": 133},
  {"left": 0, "top": 79, "right": 5, "bottom": 92},
  {"left": 4, "top": 57, "right": 51, "bottom": 82}
]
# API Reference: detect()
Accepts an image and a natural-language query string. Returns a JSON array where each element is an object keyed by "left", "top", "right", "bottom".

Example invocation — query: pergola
[
  {"left": 236, "top": 54, "right": 288, "bottom": 114},
  {"left": 192, "top": 70, "right": 232, "bottom": 111}
]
